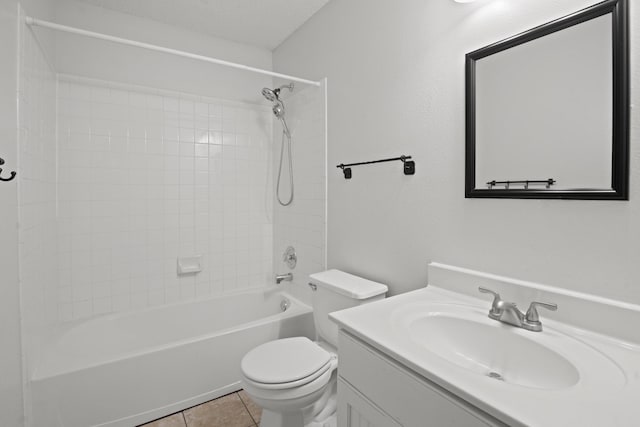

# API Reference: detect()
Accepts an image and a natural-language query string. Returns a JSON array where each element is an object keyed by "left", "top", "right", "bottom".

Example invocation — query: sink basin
[
  {"left": 408, "top": 313, "right": 579, "bottom": 390},
  {"left": 389, "top": 302, "right": 626, "bottom": 392}
]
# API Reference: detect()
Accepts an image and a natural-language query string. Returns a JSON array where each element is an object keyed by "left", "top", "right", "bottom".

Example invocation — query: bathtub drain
[{"left": 280, "top": 298, "right": 291, "bottom": 312}]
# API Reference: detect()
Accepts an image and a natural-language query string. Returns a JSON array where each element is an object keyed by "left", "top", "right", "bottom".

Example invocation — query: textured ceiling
[{"left": 75, "top": 0, "right": 331, "bottom": 50}]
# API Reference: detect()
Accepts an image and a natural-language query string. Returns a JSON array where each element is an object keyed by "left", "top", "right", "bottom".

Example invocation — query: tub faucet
[
  {"left": 276, "top": 273, "right": 293, "bottom": 284},
  {"left": 478, "top": 287, "right": 557, "bottom": 332}
]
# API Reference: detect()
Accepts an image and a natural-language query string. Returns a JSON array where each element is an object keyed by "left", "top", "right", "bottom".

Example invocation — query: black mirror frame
[{"left": 465, "top": 0, "right": 629, "bottom": 200}]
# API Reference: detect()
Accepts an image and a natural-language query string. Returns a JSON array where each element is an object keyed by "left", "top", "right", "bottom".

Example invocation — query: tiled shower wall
[
  {"left": 56, "top": 77, "right": 274, "bottom": 320},
  {"left": 273, "top": 83, "right": 327, "bottom": 305},
  {"left": 18, "top": 6, "right": 59, "bottom": 366}
]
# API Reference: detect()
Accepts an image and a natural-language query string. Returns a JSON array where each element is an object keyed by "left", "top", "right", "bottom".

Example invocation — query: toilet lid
[{"left": 241, "top": 337, "right": 332, "bottom": 385}]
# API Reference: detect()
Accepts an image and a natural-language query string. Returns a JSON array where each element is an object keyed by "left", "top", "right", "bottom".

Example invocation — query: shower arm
[{"left": 276, "top": 83, "right": 295, "bottom": 94}]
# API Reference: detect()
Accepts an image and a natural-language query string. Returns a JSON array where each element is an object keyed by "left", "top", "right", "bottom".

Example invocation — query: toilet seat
[
  {"left": 241, "top": 337, "right": 335, "bottom": 390},
  {"left": 243, "top": 359, "right": 333, "bottom": 390},
  {"left": 242, "top": 358, "right": 337, "bottom": 404}
]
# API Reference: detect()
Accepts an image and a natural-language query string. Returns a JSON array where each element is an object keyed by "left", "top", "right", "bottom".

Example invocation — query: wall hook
[{"left": 0, "top": 157, "right": 16, "bottom": 182}]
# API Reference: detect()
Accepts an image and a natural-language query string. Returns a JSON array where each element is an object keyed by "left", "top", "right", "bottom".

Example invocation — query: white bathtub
[{"left": 31, "top": 289, "right": 314, "bottom": 427}]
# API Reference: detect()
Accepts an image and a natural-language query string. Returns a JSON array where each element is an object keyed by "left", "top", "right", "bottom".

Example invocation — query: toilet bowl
[
  {"left": 242, "top": 337, "right": 338, "bottom": 426},
  {"left": 240, "top": 270, "right": 388, "bottom": 427}
]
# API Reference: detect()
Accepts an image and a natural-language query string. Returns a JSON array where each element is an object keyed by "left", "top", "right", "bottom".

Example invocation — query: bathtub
[{"left": 30, "top": 289, "right": 314, "bottom": 427}]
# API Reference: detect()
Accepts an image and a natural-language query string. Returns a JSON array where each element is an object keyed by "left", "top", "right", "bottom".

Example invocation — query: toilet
[{"left": 240, "top": 269, "right": 388, "bottom": 427}]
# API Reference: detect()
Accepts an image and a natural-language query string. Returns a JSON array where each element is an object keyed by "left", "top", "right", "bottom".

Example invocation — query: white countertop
[{"left": 330, "top": 285, "right": 640, "bottom": 427}]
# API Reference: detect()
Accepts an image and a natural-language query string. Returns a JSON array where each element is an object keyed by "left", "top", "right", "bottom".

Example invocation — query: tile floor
[{"left": 140, "top": 390, "right": 262, "bottom": 427}]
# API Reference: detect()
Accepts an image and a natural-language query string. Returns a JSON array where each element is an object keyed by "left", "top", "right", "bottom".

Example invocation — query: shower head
[
  {"left": 262, "top": 87, "right": 278, "bottom": 102},
  {"left": 261, "top": 83, "right": 295, "bottom": 102}
]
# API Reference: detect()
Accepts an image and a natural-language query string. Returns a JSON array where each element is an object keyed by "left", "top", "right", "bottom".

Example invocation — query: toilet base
[
  {"left": 259, "top": 410, "right": 304, "bottom": 427},
  {"left": 307, "top": 413, "right": 337, "bottom": 427},
  {"left": 255, "top": 373, "right": 337, "bottom": 427},
  {"left": 308, "top": 409, "right": 337, "bottom": 427},
  {"left": 259, "top": 409, "right": 336, "bottom": 427}
]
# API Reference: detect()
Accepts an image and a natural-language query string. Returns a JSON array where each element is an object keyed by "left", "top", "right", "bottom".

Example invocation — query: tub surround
[
  {"left": 330, "top": 263, "right": 640, "bottom": 426},
  {"left": 55, "top": 76, "right": 275, "bottom": 321},
  {"left": 11, "top": 1, "right": 329, "bottom": 426}
]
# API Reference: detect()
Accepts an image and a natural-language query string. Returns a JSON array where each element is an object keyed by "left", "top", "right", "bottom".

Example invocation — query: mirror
[{"left": 465, "top": 0, "right": 629, "bottom": 200}]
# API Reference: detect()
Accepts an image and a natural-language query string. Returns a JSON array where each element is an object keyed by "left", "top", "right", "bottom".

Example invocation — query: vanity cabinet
[
  {"left": 338, "top": 378, "right": 402, "bottom": 427},
  {"left": 337, "top": 330, "right": 505, "bottom": 427}
]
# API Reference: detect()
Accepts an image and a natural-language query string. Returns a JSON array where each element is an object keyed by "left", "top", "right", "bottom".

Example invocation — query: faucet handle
[
  {"left": 478, "top": 287, "right": 502, "bottom": 316},
  {"left": 525, "top": 301, "right": 558, "bottom": 323}
]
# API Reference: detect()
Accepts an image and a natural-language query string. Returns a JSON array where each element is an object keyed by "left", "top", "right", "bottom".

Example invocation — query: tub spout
[{"left": 276, "top": 273, "right": 293, "bottom": 284}]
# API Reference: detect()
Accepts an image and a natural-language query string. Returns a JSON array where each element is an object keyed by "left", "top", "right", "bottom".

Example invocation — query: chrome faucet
[
  {"left": 478, "top": 287, "right": 557, "bottom": 332},
  {"left": 276, "top": 273, "right": 293, "bottom": 284}
]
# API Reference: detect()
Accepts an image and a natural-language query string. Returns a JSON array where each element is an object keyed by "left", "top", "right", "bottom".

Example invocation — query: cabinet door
[{"left": 338, "top": 378, "right": 402, "bottom": 427}]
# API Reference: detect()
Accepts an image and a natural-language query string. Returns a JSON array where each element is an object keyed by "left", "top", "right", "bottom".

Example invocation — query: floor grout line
[
  {"left": 141, "top": 390, "right": 258, "bottom": 427},
  {"left": 237, "top": 392, "right": 259, "bottom": 426}
]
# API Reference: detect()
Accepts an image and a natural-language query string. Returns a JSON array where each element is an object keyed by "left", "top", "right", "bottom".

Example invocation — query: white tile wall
[
  {"left": 17, "top": 5, "right": 59, "bottom": 371},
  {"left": 56, "top": 76, "right": 274, "bottom": 320},
  {"left": 273, "top": 83, "right": 327, "bottom": 304}
]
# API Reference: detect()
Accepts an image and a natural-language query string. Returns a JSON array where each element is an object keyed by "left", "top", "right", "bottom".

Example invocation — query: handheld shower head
[
  {"left": 273, "top": 102, "right": 290, "bottom": 137},
  {"left": 272, "top": 101, "right": 285, "bottom": 119}
]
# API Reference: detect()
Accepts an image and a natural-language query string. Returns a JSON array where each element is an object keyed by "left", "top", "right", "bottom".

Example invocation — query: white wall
[
  {"left": 49, "top": 0, "right": 274, "bottom": 104},
  {"left": 0, "top": 2, "right": 25, "bottom": 425},
  {"left": 274, "top": 0, "right": 640, "bottom": 304}
]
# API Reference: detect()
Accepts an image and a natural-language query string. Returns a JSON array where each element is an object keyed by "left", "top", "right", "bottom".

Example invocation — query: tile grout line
[
  {"left": 237, "top": 392, "right": 259, "bottom": 426},
  {"left": 181, "top": 410, "right": 188, "bottom": 427}
]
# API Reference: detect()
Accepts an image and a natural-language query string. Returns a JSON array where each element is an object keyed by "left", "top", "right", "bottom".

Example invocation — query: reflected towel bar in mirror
[{"left": 487, "top": 179, "right": 556, "bottom": 190}]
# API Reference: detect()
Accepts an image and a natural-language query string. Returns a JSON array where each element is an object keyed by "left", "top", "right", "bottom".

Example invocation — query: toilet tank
[{"left": 309, "top": 270, "right": 388, "bottom": 348}]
